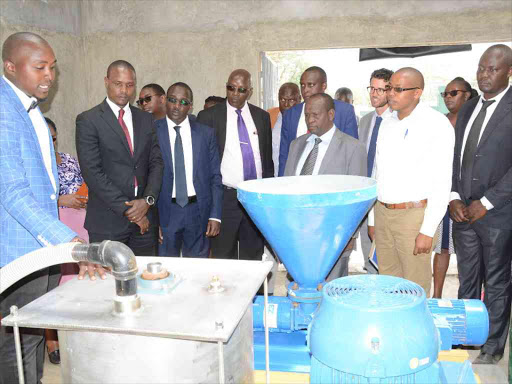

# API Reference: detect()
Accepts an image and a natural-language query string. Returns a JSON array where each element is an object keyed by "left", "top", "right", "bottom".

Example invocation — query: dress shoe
[
  {"left": 48, "top": 349, "right": 60, "bottom": 365},
  {"left": 473, "top": 351, "right": 501, "bottom": 365}
]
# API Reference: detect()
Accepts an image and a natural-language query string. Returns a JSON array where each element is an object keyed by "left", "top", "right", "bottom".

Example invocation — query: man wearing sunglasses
[
  {"left": 137, "top": 83, "right": 166, "bottom": 121},
  {"left": 368, "top": 67, "right": 454, "bottom": 297},
  {"left": 277, "top": 66, "right": 359, "bottom": 176},
  {"left": 76, "top": 60, "right": 164, "bottom": 256},
  {"left": 197, "top": 69, "right": 273, "bottom": 262},
  {"left": 155, "top": 82, "right": 222, "bottom": 257}
]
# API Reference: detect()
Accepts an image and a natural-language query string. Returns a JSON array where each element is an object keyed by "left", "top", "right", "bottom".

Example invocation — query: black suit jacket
[
  {"left": 196, "top": 101, "right": 274, "bottom": 179},
  {"left": 452, "top": 87, "right": 512, "bottom": 229},
  {"left": 76, "top": 99, "right": 164, "bottom": 235}
]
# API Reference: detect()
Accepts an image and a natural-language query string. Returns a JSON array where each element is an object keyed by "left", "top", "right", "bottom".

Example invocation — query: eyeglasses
[
  {"left": 367, "top": 86, "right": 387, "bottom": 95},
  {"left": 136, "top": 95, "right": 157, "bottom": 106},
  {"left": 440, "top": 90, "right": 468, "bottom": 98},
  {"left": 167, "top": 97, "right": 192, "bottom": 106},
  {"left": 226, "top": 84, "right": 249, "bottom": 94},
  {"left": 385, "top": 86, "right": 420, "bottom": 93}
]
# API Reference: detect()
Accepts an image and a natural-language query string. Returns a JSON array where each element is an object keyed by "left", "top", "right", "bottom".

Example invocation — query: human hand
[
  {"left": 135, "top": 216, "right": 150, "bottom": 235},
  {"left": 344, "top": 238, "right": 355, "bottom": 252},
  {"left": 464, "top": 200, "right": 487, "bottom": 224},
  {"left": 158, "top": 226, "right": 163, "bottom": 244},
  {"left": 368, "top": 226, "right": 375, "bottom": 241},
  {"left": 205, "top": 220, "right": 221, "bottom": 237},
  {"left": 71, "top": 236, "right": 85, "bottom": 243},
  {"left": 78, "top": 261, "right": 108, "bottom": 281},
  {"left": 124, "top": 199, "right": 150, "bottom": 223},
  {"left": 413, "top": 233, "right": 433, "bottom": 255},
  {"left": 58, "top": 194, "right": 88, "bottom": 210},
  {"left": 449, "top": 199, "right": 468, "bottom": 222}
]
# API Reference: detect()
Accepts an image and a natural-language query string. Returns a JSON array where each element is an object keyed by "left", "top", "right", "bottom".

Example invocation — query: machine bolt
[
  {"left": 317, "top": 283, "right": 323, "bottom": 291},
  {"left": 292, "top": 302, "right": 299, "bottom": 308},
  {"left": 10, "top": 306, "right": 18, "bottom": 317},
  {"left": 215, "top": 319, "right": 224, "bottom": 329},
  {"left": 291, "top": 283, "right": 299, "bottom": 290},
  {"left": 209, "top": 275, "right": 225, "bottom": 293}
]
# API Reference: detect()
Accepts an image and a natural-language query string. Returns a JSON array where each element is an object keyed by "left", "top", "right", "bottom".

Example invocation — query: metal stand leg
[
  {"left": 264, "top": 277, "right": 270, "bottom": 384},
  {"left": 218, "top": 341, "right": 225, "bottom": 384},
  {"left": 11, "top": 306, "right": 25, "bottom": 384}
]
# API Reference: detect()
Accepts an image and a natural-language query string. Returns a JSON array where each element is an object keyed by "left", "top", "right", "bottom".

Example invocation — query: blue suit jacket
[
  {"left": 0, "top": 77, "right": 76, "bottom": 266},
  {"left": 156, "top": 118, "right": 223, "bottom": 229},
  {"left": 278, "top": 100, "right": 359, "bottom": 176}
]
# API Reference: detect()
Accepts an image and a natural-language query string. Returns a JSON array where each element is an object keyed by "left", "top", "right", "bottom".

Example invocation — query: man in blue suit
[
  {"left": 278, "top": 66, "right": 359, "bottom": 176},
  {"left": 0, "top": 32, "right": 83, "bottom": 384},
  {"left": 156, "top": 82, "right": 223, "bottom": 257}
]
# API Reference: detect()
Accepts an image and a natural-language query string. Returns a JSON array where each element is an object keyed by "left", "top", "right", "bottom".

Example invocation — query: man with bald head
[
  {"left": 270, "top": 82, "right": 301, "bottom": 176},
  {"left": 0, "top": 32, "right": 82, "bottom": 384},
  {"left": 197, "top": 69, "right": 273, "bottom": 261},
  {"left": 449, "top": 44, "right": 512, "bottom": 364},
  {"left": 368, "top": 67, "right": 454, "bottom": 295},
  {"left": 284, "top": 93, "right": 366, "bottom": 278},
  {"left": 278, "top": 66, "right": 358, "bottom": 176}
]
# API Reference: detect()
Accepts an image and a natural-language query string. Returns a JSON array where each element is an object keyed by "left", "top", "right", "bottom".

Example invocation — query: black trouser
[
  {"left": 89, "top": 222, "right": 158, "bottom": 256},
  {"left": 210, "top": 187, "right": 264, "bottom": 261},
  {"left": 453, "top": 220, "right": 512, "bottom": 355}
]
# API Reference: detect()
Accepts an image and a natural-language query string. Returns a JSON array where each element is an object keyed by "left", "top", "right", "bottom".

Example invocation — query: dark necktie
[
  {"left": 27, "top": 99, "right": 39, "bottom": 113},
  {"left": 118, "top": 109, "right": 138, "bottom": 189},
  {"left": 367, "top": 116, "right": 382, "bottom": 177},
  {"left": 174, "top": 126, "right": 189, "bottom": 207},
  {"left": 300, "top": 138, "right": 322, "bottom": 175},
  {"left": 236, "top": 109, "right": 257, "bottom": 181},
  {"left": 461, "top": 99, "right": 495, "bottom": 199}
]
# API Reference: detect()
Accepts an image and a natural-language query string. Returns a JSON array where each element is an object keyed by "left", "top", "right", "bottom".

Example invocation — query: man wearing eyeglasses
[
  {"left": 368, "top": 67, "right": 454, "bottom": 296},
  {"left": 277, "top": 66, "right": 358, "bottom": 176},
  {"left": 358, "top": 68, "right": 393, "bottom": 274},
  {"left": 196, "top": 69, "right": 273, "bottom": 262},
  {"left": 76, "top": 60, "right": 164, "bottom": 256},
  {"left": 137, "top": 83, "right": 167, "bottom": 121},
  {"left": 156, "top": 82, "right": 222, "bottom": 257}
]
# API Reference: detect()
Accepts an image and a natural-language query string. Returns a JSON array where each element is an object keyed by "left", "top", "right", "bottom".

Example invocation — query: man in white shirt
[
  {"left": 449, "top": 44, "right": 512, "bottom": 365},
  {"left": 369, "top": 67, "right": 455, "bottom": 295},
  {"left": 284, "top": 93, "right": 366, "bottom": 278}
]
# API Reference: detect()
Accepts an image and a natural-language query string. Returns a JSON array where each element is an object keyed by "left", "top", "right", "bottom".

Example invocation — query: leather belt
[
  {"left": 379, "top": 199, "right": 427, "bottom": 209},
  {"left": 172, "top": 195, "right": 197, "bottom": 204}
]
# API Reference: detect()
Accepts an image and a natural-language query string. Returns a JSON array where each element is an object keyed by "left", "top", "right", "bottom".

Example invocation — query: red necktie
[{"left": 118, "top": 109, "right": 138, "bottom": 189}]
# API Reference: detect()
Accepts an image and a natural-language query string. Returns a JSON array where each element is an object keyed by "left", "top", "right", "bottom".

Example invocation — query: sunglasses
[
  {"left": 226, "top": 84, "right": 249, "bottom": 94},
  {"left": 167, "top": 97, "right": 192, "bottom": 106},
  {"left": 440, "top": 90, "right": 468, "bottom": 98},
  {"left": 136, "top": 95, "right": 159, "bottom": 106},
  {"left": 367, "top": 86, "right": 387, "bottom": 95},
  {"left": 385, "top": 86, "right": 420, "bottom": 93}
]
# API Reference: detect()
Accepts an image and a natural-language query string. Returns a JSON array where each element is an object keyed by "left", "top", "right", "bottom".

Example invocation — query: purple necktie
[{"left": 236, "top": 109, "right": 257, "bottom": 181}]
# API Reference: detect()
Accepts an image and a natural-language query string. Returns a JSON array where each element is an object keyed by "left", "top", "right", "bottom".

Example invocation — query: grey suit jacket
[
  {"left": 283, "top": 127, "right": 367, "bottom": 177},
  {"left": 358, "top": 111, "right": 374, "bottom": 149}
]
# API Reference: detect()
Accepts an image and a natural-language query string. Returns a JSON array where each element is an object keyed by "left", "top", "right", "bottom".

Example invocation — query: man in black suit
[
  {"left": 76, "top": 60, "right": 163, "bottom": 256},
  {"left": 197, "top": 69, "right": 273, "bottom": 260},
  {"left": 449, "top": 44, "right": 512, "bottom": 365}
]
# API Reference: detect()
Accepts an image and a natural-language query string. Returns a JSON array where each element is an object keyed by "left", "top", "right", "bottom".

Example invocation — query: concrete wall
[{"left": 1, "top": 0, "right": 511, "bottom": 155}]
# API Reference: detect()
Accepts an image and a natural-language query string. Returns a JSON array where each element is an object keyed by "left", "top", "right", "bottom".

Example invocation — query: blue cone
[{"left": 237, "top": 175, "right": 377, "bottom": 288}]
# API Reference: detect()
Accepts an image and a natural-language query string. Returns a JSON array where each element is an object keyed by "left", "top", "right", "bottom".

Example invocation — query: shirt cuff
[
  {"left": 481, "top": 197, "right": 494, "bottom": 211},
  {"left": 449, "top": 192, "right": 461, "bottom": 202},
  {"left": 209, "top": 218, "right": 221, "bottom": 223}
]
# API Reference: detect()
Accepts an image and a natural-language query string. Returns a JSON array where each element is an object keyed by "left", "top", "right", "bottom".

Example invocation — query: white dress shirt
[
  {"left": 449, "top": 85, "right": 511, "bottom": 210},
  {"left": 295, "top": 125, "right": 336, "bottom": 176},
  {"left": 221, "top": 102, "right": 262, "bottom": 188},
  {"left": 368, "top": 104, "right": 455, "bottom": 237},
  {"left": 271, "top": 111, "right": 282, "bottom": 177},
  {"left": 297, "top": 104, "right": 309, "bottom": 138},
  {"left": 366, "top": 108, "right": 393, "bottom": 152},
  {"left": 167, "top": 116, "right": 196, "bottom": 198},
  {"left": 3, "top": 75, "right": 56, "bottom": 193}
]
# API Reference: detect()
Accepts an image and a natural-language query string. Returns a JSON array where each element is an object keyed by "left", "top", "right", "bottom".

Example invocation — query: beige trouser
[{"left": 375, "top": 202, "right": 437, "bottom": 296}]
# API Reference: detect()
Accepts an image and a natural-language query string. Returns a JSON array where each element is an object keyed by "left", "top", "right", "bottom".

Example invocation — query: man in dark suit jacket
[
  {"left": 449, "top": 44, "right": 512, "bottom": 365},
  {"left": 278, "top": 66, "right": 359, "bottom": 176},
  {"left": 197, "top": 69, "right": 273, "bottom": 261},
  {"left": 156, "top": 82, "right": 222, "bottom": 257},
  {"left": 76, "top": 60, "right": 163, "bottom": 256}
]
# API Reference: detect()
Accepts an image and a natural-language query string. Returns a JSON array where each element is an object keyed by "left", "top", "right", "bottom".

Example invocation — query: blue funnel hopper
[{"left": 238, "top": 175, "right": 377, "bottom": 288}]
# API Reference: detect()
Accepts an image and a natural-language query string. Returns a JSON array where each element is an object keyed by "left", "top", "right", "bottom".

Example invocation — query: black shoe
[
  {"left": 48, "top": 349, "right": 60, "bottom": 365},
  {"left": 473, "top": 351, "right": 500, "bottom": 365}
]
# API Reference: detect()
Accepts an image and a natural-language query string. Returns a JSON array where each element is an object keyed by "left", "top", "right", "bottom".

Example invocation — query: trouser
[
  {"left": 360, "top": 214, "right": 378, "bottom": 274},
  {"left": 89, "top": 221, "right": 158, "bottom": 256},
  {"left": 453, "top": 220, "right": 512, "bottom": 355},
  {"left": 326, "top": 249, "right": 352, "bottom": 282},
  {"left": 375, "top": 202, "right": 435, "bottom": 295}
]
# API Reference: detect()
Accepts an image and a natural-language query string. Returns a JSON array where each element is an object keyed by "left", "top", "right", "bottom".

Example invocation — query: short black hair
[
  {"left": 309, "top": 93, "right": 335, "bottom": 112},
  {"left": 168, "top": 82, "right": 193, "bottom": 103},
  {"left": 205, "top": 96, "right": 225, "bottom": 104},
  {"left": 2, "top": 32, "right": 50, "bottom": 62},
  {"left": 304, "top": 66, "right": 327, "bottom": 82},
  {"left": 451, "top": 77, "right": 479, "bottom": 100},
  {"left": 142, "top": 83, "right": 165, "bottom": 96},
  {"left": 45, "top": 117, "right": 56, "bottom": 131},
  {"left": 370, "top": 68, "right": 394, "bottom": 82},
  {"left": 107, "top": 60, "right": 136, "bottom": 78},
  {"left": 335, "top": 87, "right": 353, "bottom": 99}
]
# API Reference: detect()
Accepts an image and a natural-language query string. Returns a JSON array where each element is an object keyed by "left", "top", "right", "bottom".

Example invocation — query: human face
[
  {"left": 369, "top": 78, "right": 389, "bottom": 109},
  {"left": 300, "top": 71, "right": 327, "bottom": 102},
  {"left": 226, "top": 74, "right": 252, "bottom": 109},
  {"left": 278, "top": 87, "right": 300, "bottom": 114},
  {"left": 304, "top": 97, "right": 335, "bottom": 137},
  {"left": 477, "top": 49, "right": 512, "bottom": 99},
  {"left": 386, "top": 73, "right": 422, "bottom": 119},
  {"left": 4, "top": 42, "right": 56, "bottom": 101},
  {"left": 104, "top": 67, "right": 136, "bottom": 108},
  {"left": 442, "top": 81, "right": 470, "bottom": 114},
  {"left": 166, "top": 85, "right": 192, "bottom": 125},
  {"left": 137, "top": 88, "right": 165, "bottom": 114}
]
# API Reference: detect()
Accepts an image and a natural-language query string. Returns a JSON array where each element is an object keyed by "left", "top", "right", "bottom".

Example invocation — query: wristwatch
[{"left": 145, "top": 195, "right": 156, "bottom": 206}]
